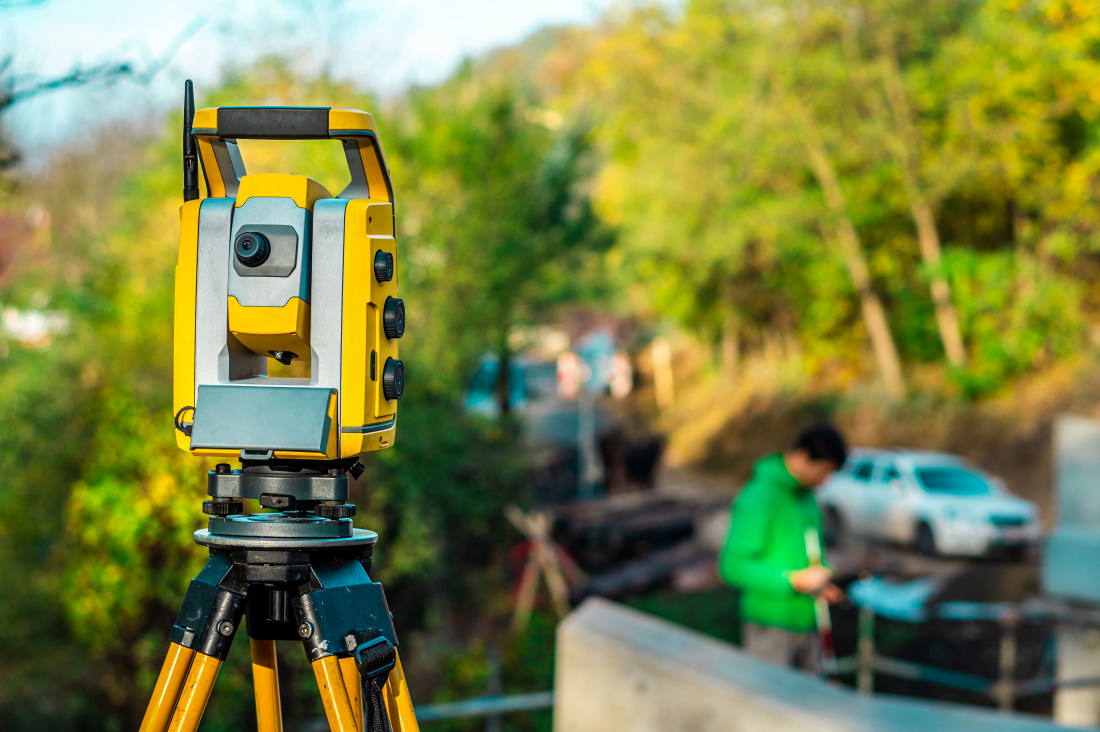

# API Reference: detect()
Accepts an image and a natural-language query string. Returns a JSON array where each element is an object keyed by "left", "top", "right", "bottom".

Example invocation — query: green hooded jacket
[{"left": 718, "top": 453, "right": 826, "bottom": 633}]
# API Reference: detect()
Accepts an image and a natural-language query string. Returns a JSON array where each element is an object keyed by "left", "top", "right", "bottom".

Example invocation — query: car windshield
[{"left": 915, "top": 466, "right": 992, "bottom": 495}]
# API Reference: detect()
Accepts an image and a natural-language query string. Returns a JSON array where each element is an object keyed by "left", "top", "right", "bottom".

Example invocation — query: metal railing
[
  {"left": 416, "top": 690, "right": 555, "bottom": 723},
  {"left": 306, "top": 691, "right": 554, "bottom": 730},
  {"left": 835, "top": 604, "right": 1100, "bottom": 710}
]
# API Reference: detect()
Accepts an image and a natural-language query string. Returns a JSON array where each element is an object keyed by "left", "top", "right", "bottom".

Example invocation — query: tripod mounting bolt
[
  {"left": 316, "top": 502, "right": 356, "bottom": 519},
  {"left": 216, "top": 620, "right": 235, "bottom": 637},
  {"left": 298, "top": 622, "right": 313, "bottom": 639}
]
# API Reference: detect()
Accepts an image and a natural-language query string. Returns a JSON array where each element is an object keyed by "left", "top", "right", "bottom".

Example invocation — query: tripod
[{"left": 139, "top": 462, "right": 419, "bottom": 732}]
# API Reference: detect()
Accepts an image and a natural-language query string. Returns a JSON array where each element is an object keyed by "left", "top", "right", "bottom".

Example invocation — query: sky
[{"left": 2, "top": 0, "right": 627, "bottom": 161}]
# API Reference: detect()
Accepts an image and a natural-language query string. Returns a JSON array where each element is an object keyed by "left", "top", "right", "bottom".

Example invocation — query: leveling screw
[
  {"left": 217, "top": 620, "right": 235, "bottom": 637},
  {"left": 298, "top": 622, "right": 313, "bottom": 639}
]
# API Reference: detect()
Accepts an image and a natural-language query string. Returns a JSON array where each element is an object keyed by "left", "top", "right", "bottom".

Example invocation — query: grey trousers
[{"left": 743, "top": 622, "right": 821, "bottom": 672}]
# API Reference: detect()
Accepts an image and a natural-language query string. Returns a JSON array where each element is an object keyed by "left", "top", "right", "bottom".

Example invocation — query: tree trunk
[
  {"left": 797, "top": 105, "right": 907, "bottom": 398},
  {"left": 651, "top": 337, "right": 676, "bottom": 410},
  {"left": 876, "top": 29, "right": 967, "bottom": 367},
  {"left": 908, "top": 195, "right": 967, "bottom": 366}
]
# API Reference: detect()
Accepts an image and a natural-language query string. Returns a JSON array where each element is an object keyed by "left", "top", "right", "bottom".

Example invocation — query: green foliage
[
  {"left": 625, "top": 588, "right": 742, "bottom": 646},
  {"left": 570, "top": 0, "right": 1100, "bottom": 394},
  {"left": 409, "top": 610, "right": 557, "bottom": 732},
  {"left": 391, "top": 70, "right": 613, "bottom": 397},
  {"left": 945, "top": 249, "right": 1085, "bottom": 396},
  {"left": 358, "top": 392, "right": 528, "bottom": 604}
]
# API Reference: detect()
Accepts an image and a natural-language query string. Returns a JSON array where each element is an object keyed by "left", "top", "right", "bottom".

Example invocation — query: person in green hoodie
[{"left": 719, "top": 423, "right": 848, "bottom": 671}]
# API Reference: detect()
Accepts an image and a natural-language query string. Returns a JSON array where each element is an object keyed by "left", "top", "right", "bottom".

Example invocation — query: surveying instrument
[{"left": 139, "top": 81, "right": 416, "bottom": 732}]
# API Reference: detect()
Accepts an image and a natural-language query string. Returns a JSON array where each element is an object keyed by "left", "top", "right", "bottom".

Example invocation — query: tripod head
[{"left": 172, "top": 81, "right": 405, "bottom": 537}]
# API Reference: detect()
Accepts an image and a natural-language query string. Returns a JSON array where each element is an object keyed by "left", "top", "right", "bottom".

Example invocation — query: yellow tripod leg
[
  {"left": 383, "top": 652, "right": 420, "bottom": 732},
  {"left": 312, "top": 655, "right": 360, "bottom": 731},
  {"left": 167, "top": 652, "right": 222, "bottom": 732},
  {"left": 251, "top": 639, "right": 284, "bottom": 732},
  {"left": 140, "top": 643, "right": 196, "bottom": 732},
  {"left": 338, "top": 656, "right": 363, "bottom": 731}
]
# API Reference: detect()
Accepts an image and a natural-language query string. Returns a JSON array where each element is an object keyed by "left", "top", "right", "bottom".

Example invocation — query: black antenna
[{"left": 183, "top": 80, "right": 199, "bottom": 202}]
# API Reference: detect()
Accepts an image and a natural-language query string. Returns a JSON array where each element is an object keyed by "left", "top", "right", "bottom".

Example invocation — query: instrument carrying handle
[
  {"left": 191, "top": 106, "right": 393, "bottom": 203},
  {"left": 215, "top": 107, "right": 338, "bottom": 140}
]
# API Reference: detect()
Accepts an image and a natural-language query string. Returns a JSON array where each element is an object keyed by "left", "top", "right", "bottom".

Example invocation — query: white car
[{"left": 817, "top": 449, "right": 1041, "bottom": 559}]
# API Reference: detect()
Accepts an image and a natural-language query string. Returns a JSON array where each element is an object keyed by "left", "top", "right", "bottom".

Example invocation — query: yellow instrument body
[{"left": 174, "top": 107, "right": 402, "bottom": 461}]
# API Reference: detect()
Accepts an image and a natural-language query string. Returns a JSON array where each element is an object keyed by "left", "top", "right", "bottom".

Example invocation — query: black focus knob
[
  {"left": 382, "top": 358, "right": 404, "bottom": 400},
  {"left": 203, "top": 499, "right": 244, "bottom": 516},
  {"left": 383, "top": 297, "right": 405, "bottom": 339},
  {"left": 234, "top": 231, "right": 270, "bottom": 267},
  {"left": 316, "top": 503, "right": 357, "bottom": 519},
  {"left": 374, "top": 250, "right": 394, "bottom": 283}
]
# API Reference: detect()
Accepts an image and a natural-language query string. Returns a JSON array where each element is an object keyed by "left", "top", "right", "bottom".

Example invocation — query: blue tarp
[
  {"left": 849, "top": 576, "right": 940, "bottom": 622},
  {"left": 848, "top": 576, "right": 1041, "bottom": 623}
]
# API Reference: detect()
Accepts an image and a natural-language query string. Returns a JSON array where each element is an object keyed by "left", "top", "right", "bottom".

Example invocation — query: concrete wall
[
  {"left": 1055, "top": 626, "right": 1100, "bottom": 726},
  {"left": 1040, "top": 414, "right": 1100, "bottom": 726},
  {"left": 554, "top": 598, "right": 1076, "bottom": 732},
  {"left": 1044, "top": 413, "right": 1100, "bottom": 602}
]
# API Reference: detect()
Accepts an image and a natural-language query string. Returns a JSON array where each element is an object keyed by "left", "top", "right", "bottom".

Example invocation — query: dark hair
[{"left": 793, "top": 423, "right": 848, "bottom": 466}]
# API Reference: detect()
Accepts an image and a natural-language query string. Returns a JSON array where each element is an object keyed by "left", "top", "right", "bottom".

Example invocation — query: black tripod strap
[
  {"left": 362, "top": 676, "right": 391, "bottom": 732},
  {"left": 353, "top": 628, "right": 397, "bottom": 732}
]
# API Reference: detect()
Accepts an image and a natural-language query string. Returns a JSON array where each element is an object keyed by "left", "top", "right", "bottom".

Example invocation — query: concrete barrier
[{"left": 554, "top": 598, "right": 1076, "bottom": 732}]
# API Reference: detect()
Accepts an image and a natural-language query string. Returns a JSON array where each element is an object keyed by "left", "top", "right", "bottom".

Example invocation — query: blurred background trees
[
  {"left": 566, "top": 0, "right": 1098, "bottom": 397},
  {"left": 2, "top": 0, "right": 1100, "bottom": 729}
]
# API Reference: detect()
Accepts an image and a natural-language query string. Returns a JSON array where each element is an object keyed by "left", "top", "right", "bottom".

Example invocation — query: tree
[
  {"left": 872, "top": 22, "right": 968, "bottom": 367},
  {"left": 791, "top": 96, "right": 907, "bottom": 397},
  {"left": 391, "top": 70, "right": 612, "bottom": 412},
  {"left": 571, "top": 1, "right": 907, "bottom": 393},
  {"left": 0, "top": 9, "right": 205, "bottom": 175}
]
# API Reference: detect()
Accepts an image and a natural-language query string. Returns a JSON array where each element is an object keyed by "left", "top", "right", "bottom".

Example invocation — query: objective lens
[{"left": 234, "top": 232, "right": 271, "bottom": 267}]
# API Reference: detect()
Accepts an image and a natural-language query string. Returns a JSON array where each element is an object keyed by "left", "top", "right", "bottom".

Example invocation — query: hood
[
  {"left": 752, "top": 453, "right": 802, "bottom": 493},
  {"left": 925, "top": 491, "right": 1036, "bottom": 519}
]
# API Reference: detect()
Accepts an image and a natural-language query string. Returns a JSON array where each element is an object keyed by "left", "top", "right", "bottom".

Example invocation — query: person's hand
[
  {"left": 788, "top": 566, "right": 833, "bottom": 595},
  {"left": 817, "top": 583, "right": 845, "bottom": 604}
]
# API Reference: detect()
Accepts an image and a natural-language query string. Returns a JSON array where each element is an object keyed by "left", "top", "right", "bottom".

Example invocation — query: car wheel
[
  {"left": 1006, "top": 544, "right": 1028, "bottom": 563},
  {"left": 823, "top": 507, "right": 842, "bottom": 548},
  {"left": 915, "top": 522, "right": 937, "bottom": 557}
]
